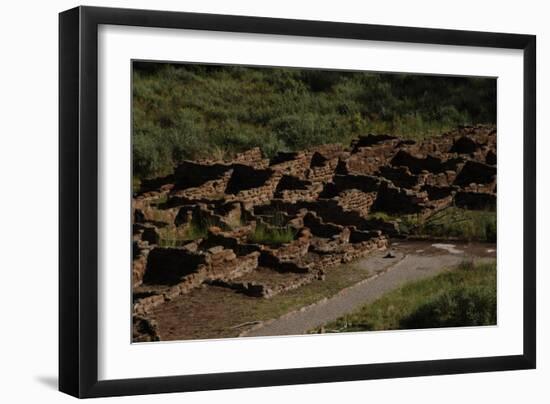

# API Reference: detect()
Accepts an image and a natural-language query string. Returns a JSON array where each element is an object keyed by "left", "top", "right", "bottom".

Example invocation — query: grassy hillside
[{"left": 133, "top": 62, "right": 496, "bottom": 180}]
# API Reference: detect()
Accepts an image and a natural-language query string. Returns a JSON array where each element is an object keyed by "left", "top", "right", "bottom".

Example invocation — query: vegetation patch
[
  {"left": 248, "top": 223, "right": 296, "bottom": 245},
  {"left": 369, "top": 207, "right": 496, "bottom": 242},
  {"left": 132, "top": 62, "right": 496, "bottom": 180},
  {"left": 411, "top": 207, "right": 496, "bottom": 242},
  {"left": 185, "top": 216, "right": 216, "bottom": 240},
  {"left": 310, "top": 260, "right": 496, "bottom": 333},
  {"left": 157, "top": 226, "right": 188, "bottom": 248},
  {"left": 158, "top": 216, "right": 216, "bottom": 247},
  {"left": 149, "top": 193, "right": 168, "bottom": 206}
]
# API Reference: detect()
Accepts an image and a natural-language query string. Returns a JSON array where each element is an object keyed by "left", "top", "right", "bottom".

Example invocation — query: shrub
[
  {"left": 301, "top": 69, "right": 344, "bottom": 92},
  {"left": 271, "top": 113, "right": 344, "bottom": 150},
  {"left": 399, "top": 285, "right": 497, "bottom": 328}
]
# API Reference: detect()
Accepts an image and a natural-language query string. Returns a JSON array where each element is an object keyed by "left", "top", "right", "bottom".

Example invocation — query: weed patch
[{"left": 248, "top": 223, "right": 296, "bottom": 245}]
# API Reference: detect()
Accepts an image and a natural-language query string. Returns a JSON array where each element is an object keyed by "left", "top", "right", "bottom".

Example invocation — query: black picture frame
[{"left": 59, "top": 5, "right": 536, "bottom": 398}]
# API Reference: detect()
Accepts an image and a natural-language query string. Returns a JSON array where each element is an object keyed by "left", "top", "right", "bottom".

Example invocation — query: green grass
[
  {"left": 149, "top": 193, "right": 168, "bottom": 206},
  {"left": 367, "top": 211, "right": 421, "bottom": 234},
  {"left": 414, "top": 207, "right": 496, "bottom": 242},
  {"left": 248, "top": 223, "right": 296, "bottom": 245},
  {"left": 133, "top": 62, "right": 496, "bottom": 179},
  {"left": 366, "top": 211, "right": 395, "bottom": 221},
  {"left": 311, "top": 261, "right": 496, "bottom": 333},
  {"left": 157, "top": 216, "right": 216, "bottom": 247},
  {"left": 157, "top": 226, "right": 190, "bottom": 248},
  {"left": 132, "top": 177, "right": 141, "bottom": 193},
  {"left": 185, "top": 216, "right": 215, "bottom": 240}
]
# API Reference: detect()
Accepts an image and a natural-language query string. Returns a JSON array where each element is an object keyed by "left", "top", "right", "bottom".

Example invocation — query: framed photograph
[{"left": 59, "top": 6, "right": 536, "bottom": 398}]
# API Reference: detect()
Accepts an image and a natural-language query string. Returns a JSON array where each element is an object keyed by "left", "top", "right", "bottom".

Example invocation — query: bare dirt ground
[{"left": 149, "top": 240, "right": 495, "bottom": 341}]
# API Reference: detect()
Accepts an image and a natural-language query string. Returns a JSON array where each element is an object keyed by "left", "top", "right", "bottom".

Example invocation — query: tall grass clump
[
  {"left": 185, "top": 215, "right": 217, "bottom": 240},
  {"left": 158, "top": 215, "right": 217, "bottom": 247},
  {"left": 415, "top": 207, "right": 496, "bottom": 242},
  {"left": 248, "top": 222, "right": 296, "bottom": 245}
]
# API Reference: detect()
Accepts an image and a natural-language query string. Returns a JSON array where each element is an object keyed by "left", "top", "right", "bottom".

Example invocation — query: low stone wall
[
  {"left": 206, "top": 248, "right": 260, "bottom": 281},
  {"left": 209, "top": 270, "right": 320, "bottom": 298},
  {"left": 132, "top": 241, "right": 150, "bottom": 287},
  {"left": 372, "top": 181, "right": 429, "bottom": 214},
  {"left": 233, "top": 147, "right": 270, "bottom": 169},
  {"left": 305, "top": 157, "right": 339, "bottom": 183},
  {"left": 453, "top": 160, "right": 496, "bottom": 187},
  {"left": 321, "top": 174, "right": 380, "bottom": 197},
  {"left": 342, "top": 235, "right": 389, "bottom": 263},
  {"left": 270, "top": 151, "right": 311, "bottom": 178},
  {"left": 419, "top": 169, "right": 459, "bottom": 188},
  {"left": 175, "top": 170, "right": 232, "bottom": 200},
  {"left": 275, "top": 175, "right": 323, "bottom": 203},
  {"left": 346, "top": 141, "right": 398, "bottom": 175},
  {"left": 133, "top": 248, "right": 260, "bottom": 315},
  {"left": 226, "top": 170, "right": 283, "bottom": 206},
  {"left": 377, "top": 166, "right": 419, "bottom": 189},
  {"left": 336, "top": 189, "right": 377, "bottom": 217},
  {"left": 133, "top": 193, "right": 178, "bottom": 225},
  {"left": 143, "top": 248, "right": 207, "bottom": 285},
  {"left": 259, "top": 251, "right": 313, "bottom": 273},
  {"left": 303, "top": 212, "right": 345, "bottom": 239},
  {"left": 390, "top": 150, "right": 463, "bottom": 175}
]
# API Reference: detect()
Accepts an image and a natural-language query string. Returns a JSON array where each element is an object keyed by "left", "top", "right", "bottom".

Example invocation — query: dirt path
[{"left": 241, "top": 241, "right": 496, "bottom": 337}]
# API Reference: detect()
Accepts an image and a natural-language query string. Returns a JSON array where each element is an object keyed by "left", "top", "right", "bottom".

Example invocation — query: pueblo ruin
[{"left": 132, "top": 124, "right": 496, "bottom": 341}]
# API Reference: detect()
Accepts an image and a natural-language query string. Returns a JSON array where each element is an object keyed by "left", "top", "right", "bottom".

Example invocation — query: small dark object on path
[{"left": 384, "top": 251, "right": 396, "bottom": 259}]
